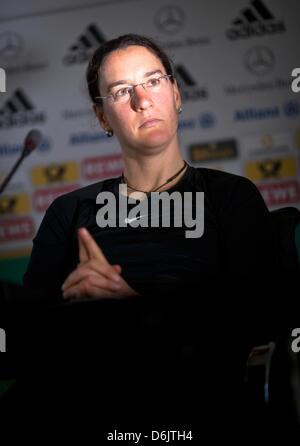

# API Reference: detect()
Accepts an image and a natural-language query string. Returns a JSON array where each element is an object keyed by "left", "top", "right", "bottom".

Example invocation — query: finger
[
  {"left": 62, "top": 268, "right": 121, "bottom": 294},
  {"left": 86, "top": 273, "right": 122, "bottom": 291},
  {"left": 76, "top": 259, "right": 121, "bottom": 284},
  {"left": 62, "top": 262, "right": 121, "bottom": 292},
  {"left": 78, "top": 227, "right": 109, "bottom": 264},
  {"left": 79, "top": 231, "right": 89, "bottom": 263},
  {"left": 85, "top": 260, "right": 121, "bottom": 282},
  {"left": 62, "top": 266, "right": 96, "bottom": 291},
  {"left": 63, "top": 275, "right": 121, "bottom": 299},
  {"left": 63, "top": 285, "right": 114, "bottom": 300},
  {"left": 112, "top": 264, "right": 122, "bottom": 274}
]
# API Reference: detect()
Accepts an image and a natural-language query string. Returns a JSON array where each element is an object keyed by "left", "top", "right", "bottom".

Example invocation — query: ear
[{"left": 93, "top": 104, "right": 111, "bottom": 132}]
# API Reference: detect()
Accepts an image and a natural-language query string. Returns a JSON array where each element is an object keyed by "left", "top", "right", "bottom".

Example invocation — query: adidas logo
[
  {"left": 63, "top": 23, "right": 106, "bottom": 65},
  {"left": 226, "top": 0, "right": 285, "bottom": 40},
  {"left": 174, "top": 65, "right": 208, "bottom": 102},
  {"left": 0, "top": 88, "right": 34, "bottom": 114},
  {"left": 0, "top": 88, "right": 46, "bottom": 129}
]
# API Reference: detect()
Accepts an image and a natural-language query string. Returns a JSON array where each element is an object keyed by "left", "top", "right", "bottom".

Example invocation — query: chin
[{"left": 140, "top": 130, "right": 173, "bottom": 149}]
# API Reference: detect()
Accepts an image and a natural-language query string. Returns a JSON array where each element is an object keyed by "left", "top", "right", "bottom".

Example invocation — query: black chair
[
  {"left": 270, "top": 206, "right": 300, "bottom": 271},
  {"left": 246, "top": 206, "right": 300, "bottom": 435}
]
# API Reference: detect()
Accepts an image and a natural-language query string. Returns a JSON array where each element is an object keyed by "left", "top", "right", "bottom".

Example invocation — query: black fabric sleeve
[
  {"left": 23, "top": 194, "right": 78, "bottom": 302},
  {"left": 218, "top": 176, "right": 295, "bottom": 341},
  {"left": 219, "top": 176, "right": 280, "bottom": 275}
]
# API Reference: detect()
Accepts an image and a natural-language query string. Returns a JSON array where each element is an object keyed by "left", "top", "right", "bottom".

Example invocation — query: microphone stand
[{"left": 0, "top": 152, "right": 28, "bottom": 195}]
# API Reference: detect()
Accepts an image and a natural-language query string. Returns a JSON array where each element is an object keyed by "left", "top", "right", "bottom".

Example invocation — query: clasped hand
[{"left": 62, "top": 227, "right": 138, "bottom": 300}]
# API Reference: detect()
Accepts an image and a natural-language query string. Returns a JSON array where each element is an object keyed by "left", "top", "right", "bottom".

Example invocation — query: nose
[{"left": 131, "top": 84, "right": 152, "bottom": 111}]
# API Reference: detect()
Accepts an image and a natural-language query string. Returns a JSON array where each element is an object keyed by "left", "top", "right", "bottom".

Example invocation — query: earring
[
  {"left": 177, "top": 106, "right": 183, "bottom": 114},
  {"left": 106, "top": 129, "right": 113, "bottom": 137}
]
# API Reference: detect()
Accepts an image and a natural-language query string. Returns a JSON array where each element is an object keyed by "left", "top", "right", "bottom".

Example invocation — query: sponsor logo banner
[
  {"left": 0, "top": 137, "right": 50, "bottom": 157},
  {"left": 225, "top": 78, "right": 291, "bottom": 95},
  {"left": 0, "top": 216, "right": 34, "bottom": 242},
  {"left": 33, "top": 184, "right": 80, "bottom": 213},
  {"left": 81, "top": 154, "right": 123, "bottom": 181},
  {"left": 62, "top": 108, "right": 93, "bottom": 120},
  {"left": 0, "top": 193, "right": 30, "bottom": 215},
  {"left": 153, "top": 5, "right": 210, "bottom": 48},
  {"left": 31, "top": 162, "right": 79, "bottom": 186},
  {"left": 243, "top": 133, "right": 294, "bottom": 158},
  {"left": 69, "top": 131, "right": 108, "bottom": 145},
  {"left": 0, "top": 30, "right": 23, "bottom": 59},
  {"left": 0, "top": 30, "right": 48, "bottom": 75},
  {"left": 63, "top": 24, "right": 106, "bottom": 65},
  {"left": 226, "top": 0, "right": 286, "bottom": 41},
  {"left": 244, "top": 46, "right": 275, "bottom": 76},
  {"left": 175, "top": 65, "right": 208, "bottom": 102},
  {"left": 234, "top": 102, "right": 300, "bottom": 121},
  {"left": 0, "top": 88, "right": 46, "bottom": 129},
  {"left": 154, "top": 5, "right": 185, "bottom": 34},
  {"left": 224, "top": 47, "right": 291, "bottom": 95},
  {"left": 245, "top": 157, "right": 297, "bottom": 181},
  {"left": 189, "top": 139, "right": 238, "bottom": 162},
  {"left": 258, "top": 180, "right": 300, "bottom": 207},
  {"left": 178, "top": 113, "right": 216, "bottom": 132}
]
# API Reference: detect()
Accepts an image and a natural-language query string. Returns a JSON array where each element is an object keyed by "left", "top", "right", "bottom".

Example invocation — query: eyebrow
[{"left": 106, "top": 69, "right": 163, "bottom": 92}]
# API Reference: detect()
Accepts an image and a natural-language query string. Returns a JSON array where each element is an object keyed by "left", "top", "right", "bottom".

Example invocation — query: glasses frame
[{"left": 95, "top": 74, "right": 173, "bottom": 105}]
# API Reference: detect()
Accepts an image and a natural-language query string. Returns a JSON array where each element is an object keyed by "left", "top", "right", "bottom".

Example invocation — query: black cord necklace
[{"left": 121, "top": 160, "right": 188, "bottom": 194}]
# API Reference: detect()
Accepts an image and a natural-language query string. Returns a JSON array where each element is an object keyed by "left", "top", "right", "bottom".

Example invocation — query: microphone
[{"left": 0, "top": 129, "right": 43, "bottom": 195}]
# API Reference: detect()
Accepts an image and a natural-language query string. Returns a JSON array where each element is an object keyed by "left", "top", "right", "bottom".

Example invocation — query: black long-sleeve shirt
[
  {"left": 24, "top": 165, "right": 280, "bottom": 299},
  {"left": 21, "top": 165, "right": 299, "bottom": 436}
]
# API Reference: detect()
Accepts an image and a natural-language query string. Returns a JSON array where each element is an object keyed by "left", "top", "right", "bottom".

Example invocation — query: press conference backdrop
[{"left": 0, "top": 0, "right": 300, "bottom": 284}]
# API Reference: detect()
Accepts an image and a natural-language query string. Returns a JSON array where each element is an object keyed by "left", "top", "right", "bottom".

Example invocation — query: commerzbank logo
[
  {"left": 0, "top": 88, "right": 46, "bottom": 129},
  {"left": 226, "top": 0, "right": 286, "bottom": 40},
  {"left": 63, "top": 24, "right": 106, "bottom": 65}
]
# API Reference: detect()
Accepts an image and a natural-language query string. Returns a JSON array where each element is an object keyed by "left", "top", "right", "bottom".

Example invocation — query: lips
[{"left": 139, "top": 118, "right": 162, "bottom": 128}]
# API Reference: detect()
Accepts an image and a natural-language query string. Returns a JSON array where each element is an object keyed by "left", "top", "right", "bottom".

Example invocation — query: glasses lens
[{"left": 111, "top": 75, "right": 170, "bottom": 104}]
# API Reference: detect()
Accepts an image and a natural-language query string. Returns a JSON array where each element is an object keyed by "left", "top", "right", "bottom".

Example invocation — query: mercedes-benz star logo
[
  {"left": 244, "top": 46, "right": 275, "bottom": 76},
  {"left": 154, "top": 6, "right": 185, "bottom": 34},
  {"left": 0, "top": 31, "right": 23, "bottom": 59}
]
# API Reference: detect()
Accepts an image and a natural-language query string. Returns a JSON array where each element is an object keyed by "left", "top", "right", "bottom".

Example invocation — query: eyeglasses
[{"left": 95, "top": 74, "right": 173, "bottom": 105}]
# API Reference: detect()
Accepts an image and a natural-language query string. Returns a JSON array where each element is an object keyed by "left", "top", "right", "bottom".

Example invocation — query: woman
[
  {"left": 24, "top": 34, "right": 279, "bottom": 303},
  {"left": 22, "top": 34, "right": 288, "bottom": 435}
]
